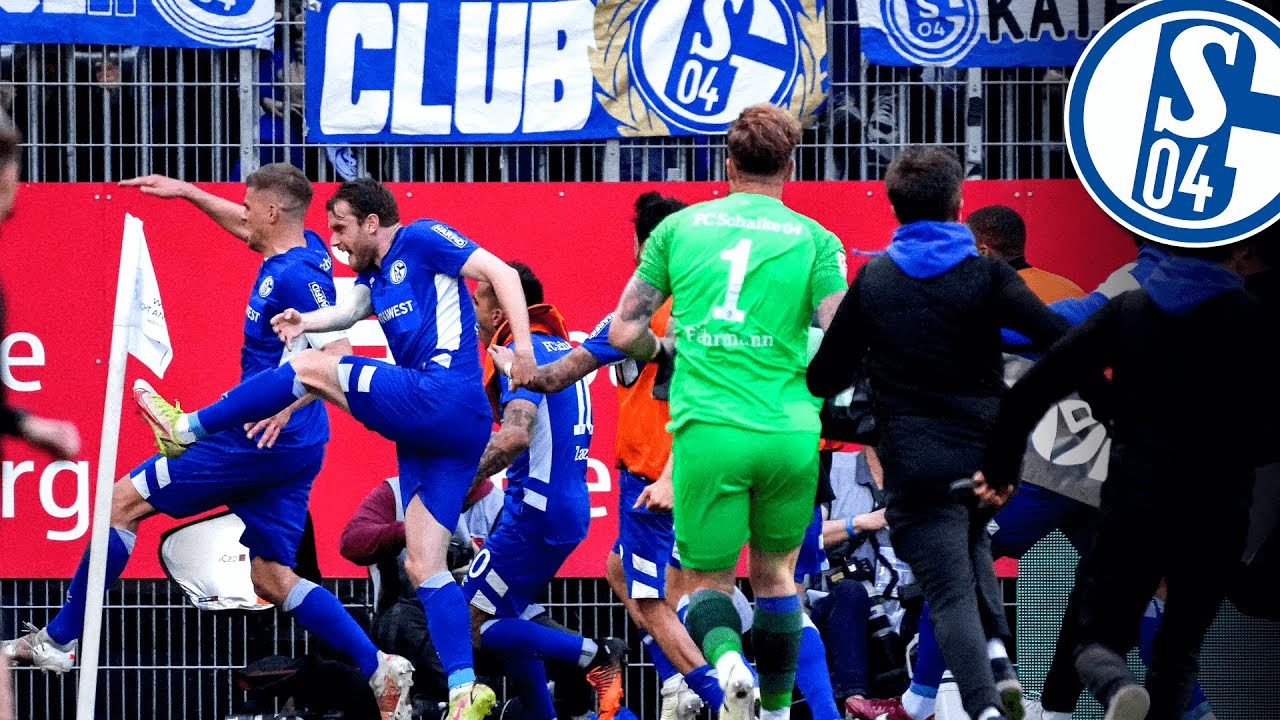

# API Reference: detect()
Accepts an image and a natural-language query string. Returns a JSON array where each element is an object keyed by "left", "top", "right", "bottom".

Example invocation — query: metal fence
[{"left": 0, "top": 2, "right": 1074, "bottom": 184}]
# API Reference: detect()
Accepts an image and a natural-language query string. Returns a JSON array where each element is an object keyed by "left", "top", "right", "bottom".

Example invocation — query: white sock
[
  {"left": 987, "top": 638, "right": 1009, "bottom": 660},
  {"left": 578, "top": 638, "right": 599, "bottom": 668},
  {"left": 1043, "top": 712, "right": 1073, "bottom": 720},
  {"left": 449, "top": 682, "right": 474, "bottom": 701},
  {"left": 714, "top": 651, "right": 748, "bottom": 689},
  {"left": 901, "top": 690, "right": 936, "bottom": 720},
  {"left": 977, "top": 707, "right": 1004, "bottom": 720},
  {"left": 761, "top": 708, "right": 790, "bottom": 720},
  {"left": 174, "top": 415, "right": 197, "bottom": 444}
]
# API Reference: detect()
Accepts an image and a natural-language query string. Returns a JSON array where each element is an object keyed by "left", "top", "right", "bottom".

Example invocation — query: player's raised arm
[
  {"left": 489, "top": 344, "right": 602, "bottom": 394},
  {"left": 462, "top": 249, "right": 536, "bottom": 386},
  {"left": 472, "top": 398, "right": 538, "bottom": 484},
  {"left": 120, "top": 174, "right": 251, "bottom": 243},
  {"left": 271, "top": 283, "right": 373, "bottom": 344}
]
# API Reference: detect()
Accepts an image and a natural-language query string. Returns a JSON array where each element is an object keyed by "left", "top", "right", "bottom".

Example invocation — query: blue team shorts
[
  {"left": 794, "top": 506, "right": 825, "bottom": 584},
  {"left": 337, "top": 356, "right": 490, "bottom": 532},
  {"left": 462, "top": 517, "right": 576, "bottom": 618},
  {"left": 611, "top": 468, "right": 676, "bottom": 600},
  {"left": 129, "top": 433, "right": 323, "bottom": 566}
]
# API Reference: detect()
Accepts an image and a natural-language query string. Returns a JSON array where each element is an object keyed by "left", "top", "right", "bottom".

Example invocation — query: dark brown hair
[
  {"left": 726, "top": 104, "right": 801, "bottom": 177},
  {"left": 633, "top": 191, "right": 687, "bottom": 247},
  {"left": 885, "top": 146, "right": 965, "bottom": 224},
  {"left": 326, "top": 177, "right": 400, "bottom": 227},
  {"left": 966, "top": 204, "right": 1026, "bottom": 258},
  {"left": 245, "top": 163, "right": 313, "bottom": 218}
]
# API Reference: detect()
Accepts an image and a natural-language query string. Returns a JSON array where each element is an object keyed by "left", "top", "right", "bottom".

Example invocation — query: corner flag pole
[{"left": 75, "top": 218, "right": 143, "bottom": 720}]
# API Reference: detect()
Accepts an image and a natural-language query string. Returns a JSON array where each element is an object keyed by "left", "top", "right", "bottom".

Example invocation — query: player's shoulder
[
  {"left": 278, "top": 240, "right": 334, "bottom": 277},
  {"left": 403, "top": 217, "right": 474, "bottom": 248}
]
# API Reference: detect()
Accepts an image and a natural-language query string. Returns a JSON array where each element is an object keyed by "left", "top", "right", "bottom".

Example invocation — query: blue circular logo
[
  {"left": 1066, "top": 0, "right": 1280, "bottom": 247},
  {"left": 153, "top": 0, "right": 274, "bottom": 48},
  {"left": 629, "top": 0, "right": 800, "bottom": 133},
  {"left": 877, "top": 0, "right": 981, "bottom": 66}
]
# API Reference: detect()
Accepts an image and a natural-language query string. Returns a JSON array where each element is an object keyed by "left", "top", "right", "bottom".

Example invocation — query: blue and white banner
[
  {"left": 0, "top": 0, "right": 274, "bottom": 49},
  {"left": 858, "top": 0, "right": 1137, "bottom": 67},
  {"left": 305, "top": 0, "right": 829, "bottom": 143}
]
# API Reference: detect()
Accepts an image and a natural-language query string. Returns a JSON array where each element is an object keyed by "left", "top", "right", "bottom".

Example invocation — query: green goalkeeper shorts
[{"left": 671, "top": 421, "right": 819, "bottom": 572}]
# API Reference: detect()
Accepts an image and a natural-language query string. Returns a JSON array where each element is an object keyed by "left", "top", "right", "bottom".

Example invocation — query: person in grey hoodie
[
  {"left": 980, "top": 246, "right": 1277, "bottom": 720},
  {"left": 808, "top": 145, "right": 1069, "bottom": 720}
]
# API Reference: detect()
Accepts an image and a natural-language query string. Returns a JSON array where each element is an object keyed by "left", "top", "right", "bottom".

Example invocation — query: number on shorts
[
  {"left": 467, "top": 547, "right": 491, "bottom": 579},
  {"left": 572, "top": 378, "right": 593, "bottom": 436},
  {"left": 713, "top": 238, "right": 752, "bottom": 323}
]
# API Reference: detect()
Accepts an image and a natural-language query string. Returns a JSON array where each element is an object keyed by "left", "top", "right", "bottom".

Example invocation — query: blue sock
[
  {"left": 284, "top": 579, "right": 379, "bottom": 679},
  {"left": 504, "top": 657, "right": 556, "bottom": 720},
  {"left": 481, "top": 617, "right": 593, "bottom": 666},
  {"left": 417, "top": 572, "right": 477, "bottom": 689},
  {"left": 192, "top": 362, "right": 305, "bottom": 437},
  {"left": 1138, "top": 599, "right": 1212, "bottom": 715},
  {"left": 912, "top": 602, "right": 945, "bottom": 691},
  {"left": 686, "top": 664, "right": 725, "bottom": 709},
  {"left": 796, "top": 622, "right": 841, "bottom": 720},
  {"left": 643, "top": 632, "right": 680, "bottom": 684},
  {"left": 47, "top": 528, "right": 135, "bottom": 646}
]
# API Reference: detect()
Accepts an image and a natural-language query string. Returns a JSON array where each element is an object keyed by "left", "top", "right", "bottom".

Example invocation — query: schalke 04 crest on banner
[{"left": 304, "top": 0, "right": 830, "bottom": 142}]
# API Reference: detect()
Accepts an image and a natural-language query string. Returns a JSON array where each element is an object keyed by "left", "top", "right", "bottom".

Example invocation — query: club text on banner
[{"left": 305, "top": 0, "right": 830, "bottom": 142}]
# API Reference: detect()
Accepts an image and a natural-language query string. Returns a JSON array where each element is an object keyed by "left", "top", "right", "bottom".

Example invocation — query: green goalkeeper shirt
[{"left": 635, "top": 192, "right": 848, "bottom": 434}]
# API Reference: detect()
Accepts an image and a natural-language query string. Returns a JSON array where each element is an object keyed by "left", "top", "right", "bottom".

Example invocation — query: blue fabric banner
[
  {"left": 0, "top": 0, "right": 275, "bottom": 49},
  {"left": 858, "top": 0, "right": 1136, "bottom": 67},
  {"left": 304, "top": 0, "right": 830, "bottom": 142}
]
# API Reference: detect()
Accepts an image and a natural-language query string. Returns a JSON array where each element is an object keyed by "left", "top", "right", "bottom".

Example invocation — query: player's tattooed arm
[
  {"left": 609, "top": 276, "right": 670, "bottom": 361},
  {"left": 490, "top": 345, "right": 602, "bottom": 394},
  {"left": 473, "top": 399, "right": 538, "bottom": 482}
]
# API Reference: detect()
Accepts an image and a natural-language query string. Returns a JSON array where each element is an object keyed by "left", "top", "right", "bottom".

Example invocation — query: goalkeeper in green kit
[{"left": 608, "top": 104, "right": 848, "bottom": 720}]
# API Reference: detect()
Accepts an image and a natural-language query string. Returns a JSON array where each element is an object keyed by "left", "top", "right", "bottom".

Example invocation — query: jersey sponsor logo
[
  {"left": 542, "top": 339, "right": 573, "bottom": 352},
  {"left": 588, "top": 313, "right": 613, "bottom": 339},
  {"left": 390, "top": 259, "right": 408, "bottom": 284},
  {"left": 258, "top": 276, "right": 274, "bottom": 297},
  {"left": 245, "top": 305, "right": 262, "bottom": 323},
  {"left": 377, "top": 299, "right": 415, "bottom": 324},
  {"left": 431, "top": 222, "right": 471, "bottom": 248},
  {"left": 1066, "top": 0, "right": 1280, "bottom": 247},
  {"left": 309, "top": 282, "right": 330, "bottom": 308}
]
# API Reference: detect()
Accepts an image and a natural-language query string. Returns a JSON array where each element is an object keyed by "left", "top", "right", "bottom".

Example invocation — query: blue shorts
[
  {"left": 611, "top": 468, "right": 676, "bottom": 600},
  {"left": 462, "top": 518, "right": 575, "bottom": 618},
  {"left": 338, "top": 356, "right": 490, "bottom": 531},
  {"left": 794, "top": 506, "right": 825, "bottom": 583},
  {"left": 989, "top": 482, "right": 1100, "bottom": 558},
  {"left": 129, "top": 433, "right": 322, "bottom": 566}
]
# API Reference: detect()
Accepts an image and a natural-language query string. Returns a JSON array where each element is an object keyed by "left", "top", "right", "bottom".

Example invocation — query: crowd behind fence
[{"left": 0, "top": 3, "right": 1074, "bottom": 184}]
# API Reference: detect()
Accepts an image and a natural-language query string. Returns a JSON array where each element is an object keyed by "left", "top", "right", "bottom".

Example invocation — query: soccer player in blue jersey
[
  {"left": 468, "top": 262, "right": 628, "bottom": 720},
  {"left": 2, "top": 165, "right": 422, "bottom": 718},
  {"left": 131, "top": 177, "right": 536, "bottom": 720}
]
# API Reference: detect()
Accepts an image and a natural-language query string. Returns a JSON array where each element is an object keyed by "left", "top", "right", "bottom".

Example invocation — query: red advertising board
[{"left": 0, "top": 181, "right": 1135, "bottom": 579}]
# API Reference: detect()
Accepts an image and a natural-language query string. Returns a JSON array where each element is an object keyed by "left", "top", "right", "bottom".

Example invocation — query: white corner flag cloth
[{"left": 121, "top": 214, "right": 172, "bottom": 378}]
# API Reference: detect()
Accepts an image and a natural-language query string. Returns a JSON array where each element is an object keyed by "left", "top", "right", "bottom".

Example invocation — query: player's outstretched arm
[
  {"left": 272, "top": 284, "right": 373, "bottom": 343},
  {"left": 472, "top": 399, "right": 538, "bottom": 483},
  {"left": 608, "top": 275, "right": 669, "bottom": 361},
  {"left": 489, "top": 345, "right": 601, "bottom": 394},
  {"left": 461, "top": 249, "right": 537, "bottom": 385},
  {"left": 119, "top": 174, "right": 250, "bottom": 243}
]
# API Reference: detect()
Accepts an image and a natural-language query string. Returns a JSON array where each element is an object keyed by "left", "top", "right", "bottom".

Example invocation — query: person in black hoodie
[
  {"left": 807, "top": 145, "right": 1069, "bottom": 720},
  {"left": 978, "top": 245, "right": 1276, "bottom": 720}
]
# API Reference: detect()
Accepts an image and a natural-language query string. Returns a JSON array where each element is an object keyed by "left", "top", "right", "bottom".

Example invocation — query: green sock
[
  {"left": 752, "top": 595, "right": 803, "bottom": 712},
  {"left": 685, "top": 589, "right": 744, "bottom": 666}
]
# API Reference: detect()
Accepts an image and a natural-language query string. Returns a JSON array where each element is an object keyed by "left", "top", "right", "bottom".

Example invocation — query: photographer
[{"left": 804, "top": 447, "right": 920, "bottom": 718}]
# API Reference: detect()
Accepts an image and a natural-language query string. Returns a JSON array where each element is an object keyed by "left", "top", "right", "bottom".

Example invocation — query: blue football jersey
[
  {"left": 241, "top": 230, "right": 336, "bottom": 449},
  {"left": 356, "top": 220, "right": 482, "bottom": 384},
  {"left": 498, "top": 333, "right": 594, "bottom": 545}
]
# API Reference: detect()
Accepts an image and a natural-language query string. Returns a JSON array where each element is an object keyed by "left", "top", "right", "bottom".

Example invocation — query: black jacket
[
  {"left": 809, "top": 254, "right": 1068, "bottom": 505},
  {"left": 984, "top": 286, "right": 1277, "bottom": 503}
]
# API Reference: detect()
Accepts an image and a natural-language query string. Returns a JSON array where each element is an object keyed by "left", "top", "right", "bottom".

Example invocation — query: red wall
[{"left": 0, "top": 181, "right": 1135, "bottom": 578}]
